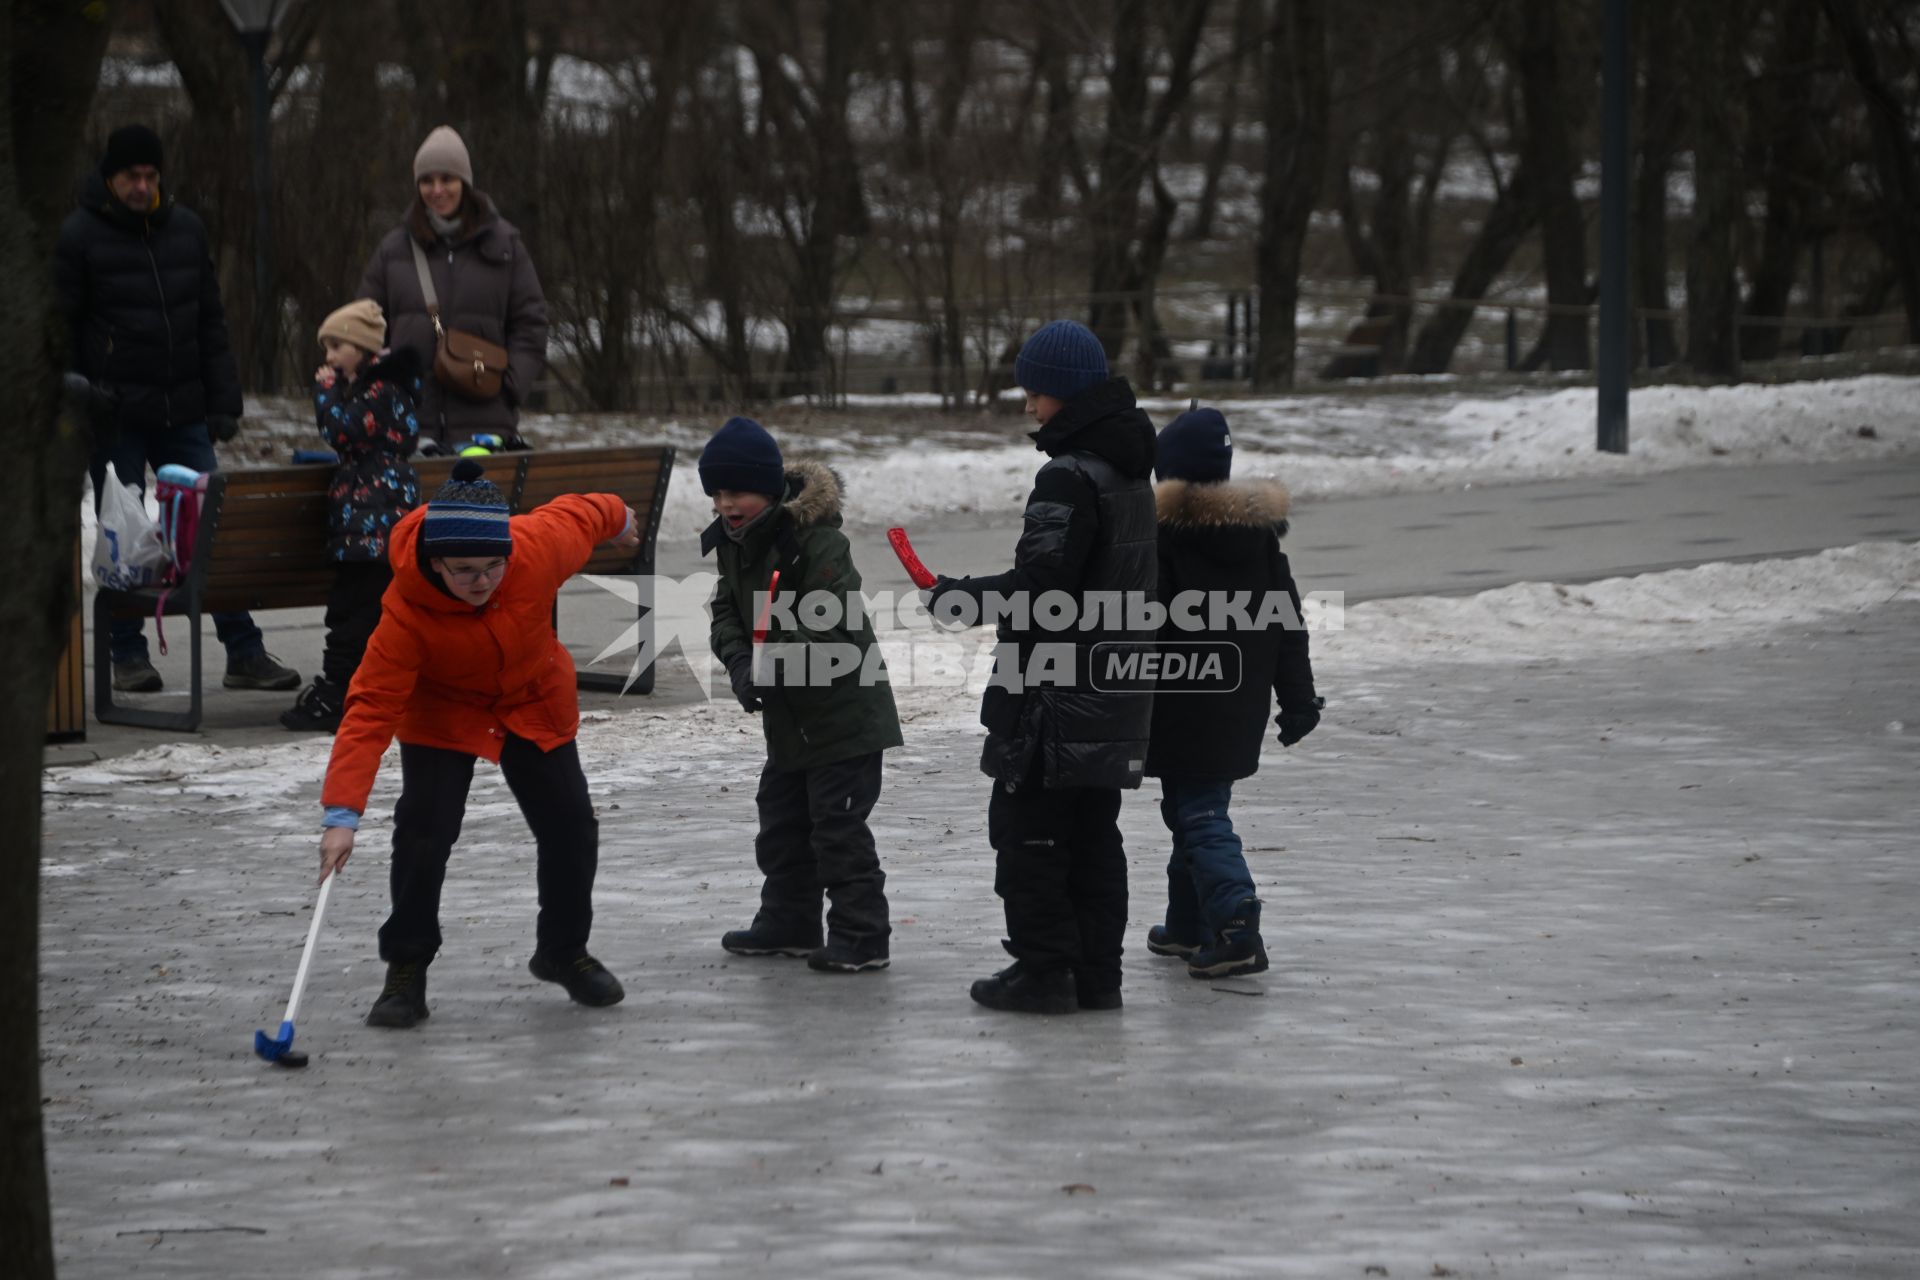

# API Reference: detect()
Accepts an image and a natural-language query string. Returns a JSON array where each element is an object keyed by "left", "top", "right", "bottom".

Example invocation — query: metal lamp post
[
  {"left": 1596, "top": 0, "right": 1631, "bottom": 453},
  {"left": 220, "top": 0, "right": 285, "bottom": 393}
]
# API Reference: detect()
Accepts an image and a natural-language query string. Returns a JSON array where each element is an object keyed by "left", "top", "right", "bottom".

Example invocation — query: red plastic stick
[
  {"left": 752, "top": 569, "right": 781, "bottom": 645},
  {"left": 887, "top": 527, "right": 937, "bottom": 589}
]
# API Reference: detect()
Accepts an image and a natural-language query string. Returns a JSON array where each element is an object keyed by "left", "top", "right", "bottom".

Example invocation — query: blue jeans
[
  {"left": 91, "top": 421, "right": 264, "bottom": 663},
  {"left": 1158, "top": 778, "right": 1256, "bottom": 940}
]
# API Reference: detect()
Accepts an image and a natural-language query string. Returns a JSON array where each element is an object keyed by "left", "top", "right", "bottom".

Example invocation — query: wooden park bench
[{"left": 93, "top": 444, "right": 675, "bottom": 732}]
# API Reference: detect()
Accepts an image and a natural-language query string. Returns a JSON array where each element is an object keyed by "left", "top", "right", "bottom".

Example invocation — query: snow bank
[{"left": 650, "top": 375, "right": 1920, "bottom": 535}]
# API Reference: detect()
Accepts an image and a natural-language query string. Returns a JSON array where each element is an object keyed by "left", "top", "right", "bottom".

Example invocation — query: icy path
[{"left": 40, "top": 553, "right": 1920, "bottom": 1278}]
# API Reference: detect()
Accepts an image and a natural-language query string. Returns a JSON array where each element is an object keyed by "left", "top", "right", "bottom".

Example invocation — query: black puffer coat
[
  {"left": 356, "top": 192, "right": 549, "bottom": 446},
  {"left": 940, "top": 378, "right": 1158, "bottom": 790},
  {"left": 314, "top": 347, "right": 423, "bottom": 562},
  {"left": 1143, "top": 478, "right": 1319, "bottom": 781},
  {"left": 54, "top": 173, "right": 243, "bottom": 434}
]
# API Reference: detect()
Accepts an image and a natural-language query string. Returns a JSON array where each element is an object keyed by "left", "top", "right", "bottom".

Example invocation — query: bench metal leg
[
  {"left": 93, "top": 592, "right": 206, "bottom": 733},
  {"left": 574, "top": 555, "right": 656, "bottom": 697}
]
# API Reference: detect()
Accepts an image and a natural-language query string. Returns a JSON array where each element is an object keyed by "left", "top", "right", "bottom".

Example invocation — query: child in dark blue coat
[
  {"left": 1143, "top": 407, "right": 1322, "bottom": 978},
  {"left": 282, "top": 299, "right": 422, "bottom": 731}
]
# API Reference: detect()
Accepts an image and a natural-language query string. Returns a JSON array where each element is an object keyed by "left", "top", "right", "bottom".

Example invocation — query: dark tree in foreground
[
  {"left": 2, "top": 11, "right": 112, "bottom": 1278},
  {"left": 1252, "top": 0, "right": 1328, "bottom": 389}
]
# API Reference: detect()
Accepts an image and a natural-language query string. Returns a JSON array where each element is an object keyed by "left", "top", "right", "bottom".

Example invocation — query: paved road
[{"left": 52, "top": 455, "right": 1920, "bottom": 760}]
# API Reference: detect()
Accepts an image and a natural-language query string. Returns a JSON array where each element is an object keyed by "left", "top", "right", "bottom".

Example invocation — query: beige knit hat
[
  {"left": 413, "top": 125, "right": 473, "bottom": 184},
  {"left": 318, "top": 298, "right": 386, "bottom": 353}
]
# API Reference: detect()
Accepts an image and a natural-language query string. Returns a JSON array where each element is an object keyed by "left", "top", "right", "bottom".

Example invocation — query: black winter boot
[
  {"left": 721, "top": 919, "right": 821, "bottom": 958},
  {"left": 807, "top": 941, "right": 890, "bottom": 973},
  {"left": 1187, "top": 898, "right": 1268, "bottom": 979},
  {"left": 529, "top": 951, "right": 625, "bottom": 1007},
  {"left": 224, "top": 649, "right": 301, "bottom": 691},
  {"left": 970, "top": 944, "right": 1077, "bottom": 1014},
  {"left": 280, "top": 678, "right": 344, "bottom": 732},
  {"left": 366, "top": 960, "right": 430, "bottom": 1028},
  {"left": 1146, "top": 924, "right": 1203, "bottom": 959}
]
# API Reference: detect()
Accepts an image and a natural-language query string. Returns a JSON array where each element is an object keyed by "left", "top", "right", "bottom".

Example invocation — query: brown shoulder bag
[{"left": 410, "top": 238, "right": 509, "bottom": 401}]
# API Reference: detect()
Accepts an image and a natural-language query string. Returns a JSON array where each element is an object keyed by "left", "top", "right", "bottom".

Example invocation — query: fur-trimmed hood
[
  {"left": 1154, "top": 477, "right": 1291, "bottom": 533},
  {"left": 782, "top": 458, "right": 844, "bottom": 527}
]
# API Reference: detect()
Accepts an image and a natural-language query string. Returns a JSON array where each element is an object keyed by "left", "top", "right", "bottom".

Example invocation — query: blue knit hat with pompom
[{"left": 421, "top": 458, "right": 512, "bottom": 558}]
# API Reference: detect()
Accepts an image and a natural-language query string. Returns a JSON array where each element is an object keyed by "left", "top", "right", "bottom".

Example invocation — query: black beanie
[
  {"left": 698, "top": 416, "right": 786, "bottom": 498},
  {"left": 100, "top": 125, "right": 164, "bottom": 178},
  {"left": 1155, "top": 407, "right": 1233, "bottom": 483},
  {"left": 420, "top": 459, "right": 513, "bottom": 558}
]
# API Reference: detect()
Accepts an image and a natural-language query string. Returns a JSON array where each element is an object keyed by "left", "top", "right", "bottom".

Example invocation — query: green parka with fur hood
[{"left": 704, "top": 461, "right": 904, "bottom": 770}]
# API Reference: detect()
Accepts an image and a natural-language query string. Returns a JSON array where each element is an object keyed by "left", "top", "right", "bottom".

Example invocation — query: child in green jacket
[{"left": 701, "top": 417, "right": 903, "bottom": 972}]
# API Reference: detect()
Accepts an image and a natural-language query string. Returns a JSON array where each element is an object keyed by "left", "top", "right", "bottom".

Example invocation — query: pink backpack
[{"left": 153, "top": 464, "right": 209, "bottom": 652}]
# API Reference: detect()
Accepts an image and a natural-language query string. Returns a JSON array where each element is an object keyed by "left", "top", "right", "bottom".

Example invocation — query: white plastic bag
[{"left": 92, "top": 480, "right": 171, "bottom": 589}]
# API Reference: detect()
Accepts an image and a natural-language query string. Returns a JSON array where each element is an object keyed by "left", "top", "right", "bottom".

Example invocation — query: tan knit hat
[
  {"left": 413, "top": 125, "right": 473, "bottom": 184},
  {"left": 318, "top": 298, "right": 385, "bottom": 353}
]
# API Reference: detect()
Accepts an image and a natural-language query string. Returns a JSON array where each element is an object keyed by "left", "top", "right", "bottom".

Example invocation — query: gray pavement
[
  {"left": 39, "top": 599, "right": 1920, "bottom": 1277},
  {"left": 49, "top": 454, "right": 1920, "bottom": 765}
]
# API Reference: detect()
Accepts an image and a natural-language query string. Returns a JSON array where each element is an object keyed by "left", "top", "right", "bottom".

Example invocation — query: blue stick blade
[{"left": 253, "top": 1020, "right": 295, "bottom": 1061}]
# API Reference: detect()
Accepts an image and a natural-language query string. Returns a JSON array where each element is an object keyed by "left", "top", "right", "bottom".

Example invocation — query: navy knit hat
[
  {"left": 1155, "top": 407, "right": 1233, "bottom": 483},
  {"left": 100, "top": 124, "right": 163, "bottom": 178},
  {"left": 1015, "top": 320, "right": 1109, "bottom": 402},
  {"left": 421, "top": 459, "right": 512, "bottom": 557},
  {"left": 698, "top": 416, "right": 786, "bottom": 498}
]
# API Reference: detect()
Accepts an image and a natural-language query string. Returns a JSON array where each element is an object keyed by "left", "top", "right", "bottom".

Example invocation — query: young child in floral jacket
[{"left": 282, "top": 298, "right": 422, "bottom": 732}]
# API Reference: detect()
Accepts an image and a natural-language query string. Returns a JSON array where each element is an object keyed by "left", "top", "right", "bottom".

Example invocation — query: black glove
[
  {"left": 62, "top": 373, "right": 120, "bottom": 433},
  {"left": 1277, "top": 696, "right": 1324, "bottom": 747},
  {"left": 924, "top": 575, "right": 974, "bottom": 626},
  {"left": 725, "top": 651, "right": 761, "bottom": 713},
  {"left": 207, "top": 414, "right": 240, "bottom": 443}
]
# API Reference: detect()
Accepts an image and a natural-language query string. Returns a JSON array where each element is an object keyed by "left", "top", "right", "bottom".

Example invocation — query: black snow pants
[
  {"left": 378, "top": 735, "right": 599, "bottom": 964},
  {"left": 752, "top": 750, "right": 890, "bottom": 958},
  {"left": 988, "top": 762, "right": 1129, "bottom": 999},
  {"left": 321, "top": 561, "right": 392, "bottom": 690}
]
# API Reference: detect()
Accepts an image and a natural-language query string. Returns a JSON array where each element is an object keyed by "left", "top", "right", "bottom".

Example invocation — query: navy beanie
[
  {"left": 100, "top": 124, "right": 163, "bottom": 178},
  {"left": 699, "top": 416, "right": 786, "bottom": 498},
  {"left": 421, "top": 459, "right": 513, "bottom": 558},
  {"left": 1015, "top": 320, "right": 1109, "bottom": 402},
  {"left": 1155, "top": 407, "right": 1233, "bottom": 483}
]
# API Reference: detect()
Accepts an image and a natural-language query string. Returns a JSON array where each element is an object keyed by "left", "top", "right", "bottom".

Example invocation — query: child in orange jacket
[{"left": 316, "top": 459, "right": 638, "bottom": 1028}]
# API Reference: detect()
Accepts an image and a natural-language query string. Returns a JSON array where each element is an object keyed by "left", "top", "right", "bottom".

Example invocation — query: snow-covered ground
[{"left": 40, "top": 544, "right": 1920, "bottom": 1277}]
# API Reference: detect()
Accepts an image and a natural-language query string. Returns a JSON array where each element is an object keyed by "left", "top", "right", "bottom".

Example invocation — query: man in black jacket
[
  {"left": 928, "top": 320, "right": 1157, "bottom": 1014},
  {"left": 56, "top": 125, "right": 297, "bottom": 694}
]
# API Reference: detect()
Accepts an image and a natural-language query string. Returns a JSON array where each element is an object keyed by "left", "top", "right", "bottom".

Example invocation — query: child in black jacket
[
  {"left": 1143, "top": 407, "right": 1321, "bottom": 978},
  {"left": 282, "top": 299, "right": 422, "bottom": 731}
]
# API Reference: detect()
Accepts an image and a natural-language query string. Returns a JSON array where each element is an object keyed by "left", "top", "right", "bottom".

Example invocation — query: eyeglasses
[{"left": 441, "top": 559, "right": 508, "bottom": 585}]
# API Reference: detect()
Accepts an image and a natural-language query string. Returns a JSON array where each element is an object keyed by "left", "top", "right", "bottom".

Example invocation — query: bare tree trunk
[
  {"left": 1740, "top": 1, "right": 1821, "bottom": 361},
  {"left": 1682, "top": 2, "right": 1745, "bottom": 378},
  {"left": 1128, "top": 172, "right": 1181, "bottom": 389},
  {"left": 1513, "top": 0, "right": 1591, "bottom": 370},
  {"left": 3, "top": 5, "right": 111, "bottom": 1274},
  {"left": 1634, "top": 0, "right": 1682, "bottom": 368},
  {"left": 1185, "top": 0, "right": 1258, "bottom": 242},
  {"left": 1823, "top": 0, "right": 1920, "bottom": 344},
  {"left": 1406, "top": 162, "right": 1541, "bottom": 374},
  {"left": 1087, "top": 0, "right": 1211, "bottom": 361},
  {"left": 1253, "top": 0, "right": 1330, "bottom": 389},
  {"left": 1324, "top": 100, "right": 1414, "bottom": 378}
]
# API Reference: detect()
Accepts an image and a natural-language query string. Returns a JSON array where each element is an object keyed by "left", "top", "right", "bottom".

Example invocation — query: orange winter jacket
[{"left": 321, "top": 492, "right": 628, "bottom": 814}]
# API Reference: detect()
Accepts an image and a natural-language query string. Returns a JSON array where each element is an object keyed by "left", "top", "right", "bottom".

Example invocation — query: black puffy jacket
[
  {"left": 1143, "top": 478, "right": 1318, "bottom": 781},
  {"left": 54, "top": 173, "right": 243, "bottom": 435},
  {"left": 941, "top": 378, "right": 1158, "bottom": 790}
]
